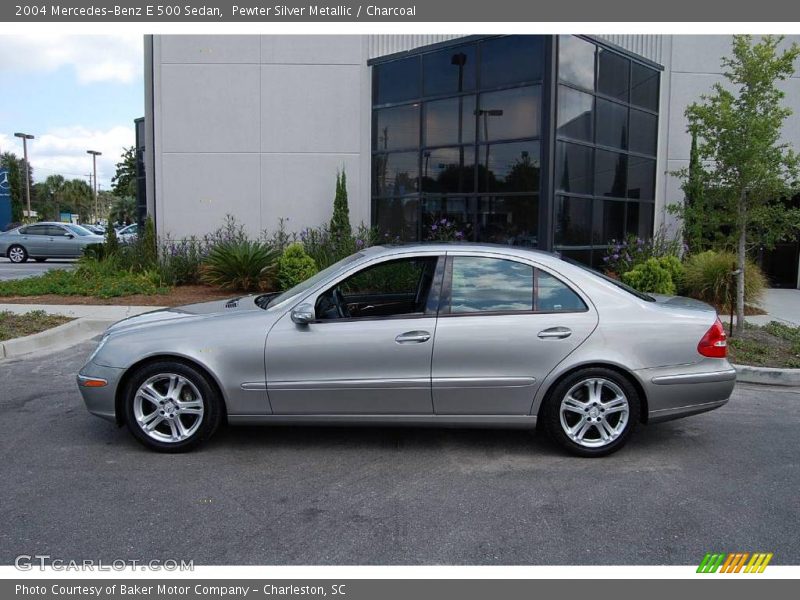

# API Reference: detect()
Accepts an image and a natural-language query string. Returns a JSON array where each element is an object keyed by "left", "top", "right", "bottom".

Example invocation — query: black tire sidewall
[
  {"left": 8, "top": 245, "right": 27, "bottom": 263},
  {"left": 543, "top": 368, "right": 640, "bottom": 457},
  {"left": 123, "top": 361, "right": 222, "bottom": 453}
]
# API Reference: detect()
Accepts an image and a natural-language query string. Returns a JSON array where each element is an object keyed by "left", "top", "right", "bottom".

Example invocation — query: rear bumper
[{"left": 637, "top": 361, "right": 736, "bottom": 423}]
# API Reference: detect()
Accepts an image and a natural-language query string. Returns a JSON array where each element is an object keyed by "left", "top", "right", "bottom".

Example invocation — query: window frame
[
  {"left": 309, "top": 254, "right": 446, "bottom": 324},
  {"left": 438, "top": 254, "right": 588, "bottom": 317}
]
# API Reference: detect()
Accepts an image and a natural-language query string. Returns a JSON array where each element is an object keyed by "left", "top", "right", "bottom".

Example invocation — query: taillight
[{"left": 698, "top": 317, "right": 727, "bottom": 358}]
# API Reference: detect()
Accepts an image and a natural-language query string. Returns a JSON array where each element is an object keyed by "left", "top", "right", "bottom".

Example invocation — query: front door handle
[
  {"left": 395, "top": 330, "right": 431, "bottom": 344},
  {"left": 537, "top": 327, "right": 572, "bottom": 340}
]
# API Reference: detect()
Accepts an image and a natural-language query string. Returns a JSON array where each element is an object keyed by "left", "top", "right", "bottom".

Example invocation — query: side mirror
[
  {"left": 65, "top": 233, "right": 74, "bottom": 239},
  {"left": 291, "top": 303, "right": 315, "bottom": 325}
]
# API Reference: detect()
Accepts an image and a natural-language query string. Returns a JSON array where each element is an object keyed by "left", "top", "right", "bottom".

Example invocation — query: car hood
[{"left": 104, "top": 295, "right": 265, "bottom": 336}]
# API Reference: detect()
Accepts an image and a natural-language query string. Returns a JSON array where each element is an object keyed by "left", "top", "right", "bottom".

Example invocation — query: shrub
[
  {"left": 329, "top": 170, "right": 352, "bottom": 253},
  {"left": 424, "top": 216, "right": 470, "bottom": 242},
  {"left": 602, "top": 228, "right": 683, "bottom": 275},
  {"left": 300, "top": 222, "right": 379, "bottom": 270},
  {"left": 683, "top": 250, "right": 766, "bottom": 310},
  {"left": 200, "top": 239, "right": 279, "bottom": 292},
  {"left": 657, "top": 255, "right": 685, "bottom": 293},
  {"left": 621, "top": 258, "right": 676, "bottom": 295},
  {"left": 105, "top": 220, "right": 120, "bottom": 256},
  {"left": 277, "top": 244, "right": 318, "bottom": 290},
  {"left": 159, "top": 237, "right": 205, "bottom": 285}
]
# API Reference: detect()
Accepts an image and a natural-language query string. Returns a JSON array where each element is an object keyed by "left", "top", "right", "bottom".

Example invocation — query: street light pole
[
  {"left": 13, "top": 132, "right": 34, "bottom": 220},
  {"left": 86, "top": 150, "right": 102, "bottom": 222}
]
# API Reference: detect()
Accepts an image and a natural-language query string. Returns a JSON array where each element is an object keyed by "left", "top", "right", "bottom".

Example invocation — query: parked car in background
[
  {"left": 78, "top": 244, "right": 735, "bottom": 456},
  {"left": 80, "top": 224, "right": 106, "bottom": 235},
  {"left": 0, "top": 222, "right": 104, "bottom": 262},
  {"left": 117, "top": 223, "right": 139, "bottom": 242}
]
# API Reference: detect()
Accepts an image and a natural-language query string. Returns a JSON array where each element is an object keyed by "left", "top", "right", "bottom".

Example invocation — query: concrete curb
[
  {"left": 0, "top": 317, "right": 113, "bottom": 360},
  {"left": 733, "top": 363, "right": 800, "bottom": 387}
]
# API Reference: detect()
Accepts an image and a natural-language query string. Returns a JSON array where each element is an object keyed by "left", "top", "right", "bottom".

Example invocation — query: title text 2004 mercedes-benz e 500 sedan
[{"left": 77, "top": 244, "right": 736, "bottom": 457}]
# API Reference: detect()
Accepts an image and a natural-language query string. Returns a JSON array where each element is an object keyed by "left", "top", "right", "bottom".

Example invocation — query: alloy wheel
[
  {"left": 8, "top": 246, "right": 25, "bottom": 263},
  {"left": 558, "top": 377, "right": 630, "bottom": 449},
  {"left": 133, "top": 373, "right": 205, "bottom": 443}
]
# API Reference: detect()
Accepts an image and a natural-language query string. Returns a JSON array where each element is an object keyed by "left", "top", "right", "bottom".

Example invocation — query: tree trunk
[{"left": 735, "top": 190, "right": 747, "bottom": 334}]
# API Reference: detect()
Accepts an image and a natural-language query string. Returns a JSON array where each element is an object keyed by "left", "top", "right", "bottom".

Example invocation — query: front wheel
[
  {"left": 542, "top": 368, "right": 640, "bottom": 457},
  {"left": 7, "top": 245, "right": 28, "bottom": 263},
  {"left": 123, "top": 361, "right": 223, "bottom": 453}
]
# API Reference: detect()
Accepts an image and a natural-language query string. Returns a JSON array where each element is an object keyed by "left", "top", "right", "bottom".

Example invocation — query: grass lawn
[
  {"left": 728, "top": 321, "right": 800, "bottom": 368},
  {"left": 0, "top": 310, "right": 73, "bottom": 342}
]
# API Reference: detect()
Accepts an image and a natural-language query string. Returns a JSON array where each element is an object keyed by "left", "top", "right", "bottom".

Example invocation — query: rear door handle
[
  {"left": 395, "top": 330, "right": 431, "bottom": 344},
  {"left": 537, "top": 327, "right": 572, "bottom": 340}
]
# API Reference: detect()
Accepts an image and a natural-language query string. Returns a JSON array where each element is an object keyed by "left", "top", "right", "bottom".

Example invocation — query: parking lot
[
  {"left": 1, "top": 339, "right": 798, "bottom": 565},
  {"left": 0, "top": 258, "right": 75, "bottom": 281}
]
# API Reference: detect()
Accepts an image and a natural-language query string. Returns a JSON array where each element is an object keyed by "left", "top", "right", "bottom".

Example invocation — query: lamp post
[
  {"left": 86, "top": 150, "right": 102, "bottom": 222},
  {"left": 13, "top": 132, "right": 34, "bottom": 220}
]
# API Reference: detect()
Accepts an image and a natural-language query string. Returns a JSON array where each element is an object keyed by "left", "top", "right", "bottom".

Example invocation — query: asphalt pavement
[
  {"left": 0, "top": 257, "right": 75, "bottom": 281},
  {"left": 0, "top": 340, "right": 798, "bottom": 565}
]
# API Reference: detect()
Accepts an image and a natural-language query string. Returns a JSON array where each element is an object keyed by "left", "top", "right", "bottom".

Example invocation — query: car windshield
[
  {"left": 562, "top": 257, "right": 656, "bottom": 302},
  {"left": 260, "top": 253, "right": 364, "bottom": 309},
  {"left": 65, "top": 224, "right": 94, "bottom": 236}
]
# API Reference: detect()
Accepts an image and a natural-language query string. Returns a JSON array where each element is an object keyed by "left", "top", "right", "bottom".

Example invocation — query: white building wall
[{"left": 151, "top": 35, "right": 371, "bottom": 240}]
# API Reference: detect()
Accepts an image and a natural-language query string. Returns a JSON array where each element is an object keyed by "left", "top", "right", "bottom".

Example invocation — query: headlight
[{"left": 87, "top": 335, "right": 109, "bottom": 363}]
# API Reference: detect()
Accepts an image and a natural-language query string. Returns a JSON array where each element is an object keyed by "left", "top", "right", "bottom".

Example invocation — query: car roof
[{"left": 362, "top": 242, "right": 561, "bottom": 263}]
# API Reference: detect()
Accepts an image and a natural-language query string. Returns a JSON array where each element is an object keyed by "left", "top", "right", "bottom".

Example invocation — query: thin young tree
[{"left": 685, "top": 35, "right": 800, "bottom": 333}]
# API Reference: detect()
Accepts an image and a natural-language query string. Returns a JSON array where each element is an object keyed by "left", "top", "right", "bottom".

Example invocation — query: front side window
[{"left": 316, "top": 256, "right": 439, "bottom": 321}]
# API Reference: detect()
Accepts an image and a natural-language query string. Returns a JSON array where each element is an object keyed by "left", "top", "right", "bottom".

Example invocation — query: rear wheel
[
  {"left": 7, "top": 245, "right": 27, "bottom": 263},
  {"left": 543, "top": 368, "right": 640, "bottom": 457},
  {"left": 123, "top": 361, "right": 223, "bottom": 453}
]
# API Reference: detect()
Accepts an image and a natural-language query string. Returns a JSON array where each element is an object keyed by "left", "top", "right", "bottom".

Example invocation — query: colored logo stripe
[{"left": 697, "top": 552, "right": 773, "bottom": 573}]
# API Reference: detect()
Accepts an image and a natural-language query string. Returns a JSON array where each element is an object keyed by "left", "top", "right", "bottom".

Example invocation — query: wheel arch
[
  {"left": 114, "top": 354, "right": 229, "bottom": 427},
  {"left": 534, "top": 362, "right": 649, "bottom": 424}
]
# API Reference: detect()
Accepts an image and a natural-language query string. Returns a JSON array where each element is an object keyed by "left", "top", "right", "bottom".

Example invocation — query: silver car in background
[
  {"left": 77, "top": 244, "right": 736, "bottom": 457},
  {"left": 0, "top": 222, "right": 104, "bottom": 262}
]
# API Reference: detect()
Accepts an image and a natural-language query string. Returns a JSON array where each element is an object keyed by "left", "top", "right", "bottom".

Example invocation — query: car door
[
  {"left": 18, "top": 224, "right": 51, "bottom": 256},
  {"left": 431, "top": 252, "right": 598, "bottom": 415},
  {"left": 265, "top": 253, "right": 443, "bottom": 414},
  {"left": 47, "top": 225, "right": 74, "bottom": 257}
]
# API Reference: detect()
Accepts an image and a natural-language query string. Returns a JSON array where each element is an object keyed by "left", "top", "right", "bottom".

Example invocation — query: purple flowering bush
[
  {"left": 424, "top": 216, "right": 470, "bottom": 242},
  {"left": 602, "top": 228, "right": 683, "bottom": 276}
]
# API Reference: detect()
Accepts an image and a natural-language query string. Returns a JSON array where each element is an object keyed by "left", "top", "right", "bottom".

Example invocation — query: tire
[
  {"left": 123, "top": 361, "right": 223, "bottom": 453},
  {"left": 7, "top": 245, "right": 28, "bottom": 263},
  {"left": 542, "top": 367, "right": 640, "bottom": 457},
  {"left": 34, "top": 257, "right": 47, "bottom": 263}
]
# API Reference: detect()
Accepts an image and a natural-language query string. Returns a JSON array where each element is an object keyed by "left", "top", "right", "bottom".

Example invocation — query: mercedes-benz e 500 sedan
[{"left": 77, "top": 244, "right": 735, "bottom": 456}]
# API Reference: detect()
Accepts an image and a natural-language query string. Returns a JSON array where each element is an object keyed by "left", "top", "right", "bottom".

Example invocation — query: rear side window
[
  {"left": 21, "top": 225, "right": 48, "bottom": 236},
  {"left": 447, "top": 256, "right": 586, "bottom": 314}
]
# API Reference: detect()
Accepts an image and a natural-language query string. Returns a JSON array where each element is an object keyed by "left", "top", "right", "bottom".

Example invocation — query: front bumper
[
  {"left": 77, "top": 361, "right": 125, "bottom": 422},
  {"left": 637, "top": 360, "right": 736, "bottom": 423}
]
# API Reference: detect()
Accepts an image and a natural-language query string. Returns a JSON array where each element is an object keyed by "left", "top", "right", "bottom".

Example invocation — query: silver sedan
[
  {"left": 0, "top": 222, "right": 104, "bottom": 262},
  {"left": 77, "top": 244, "right": 736, "bottom": 456}
]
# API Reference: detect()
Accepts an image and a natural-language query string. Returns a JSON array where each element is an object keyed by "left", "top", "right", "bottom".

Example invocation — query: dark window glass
[
  {"left": 21, "top": 225, "right": 49, "bottom": 236},
  {"left": 557, "top": 248, "right": 592, "bottom": 266},
  {"left": 479, "top": 141, "right": 540, "bottom": 193},
  {"left": 423, "top": 45, "right": 477, "bottom": 96},
  {"left": 340, "top": 257, "right": 436, "bottom": 298},
  {"left": 597, "top": 48, "right": 630, "bottom": 102},
  {"left": 477, "top": 195, "right": 539, "bottom": 247},
  {"left": 422, "top": 196, "right": 472, "bottom": 241},
  {"left": 422, "top": 147, "right": 475, "bottom": 194},
  {"left": 372, "top": 197, "right": 419, "bottom": 241},
  {"left": 479, "top": 36, "right": 543, "bottom": 89},
  {"left": 594, "top": 149, "right": 627, "bottom": 198},
  {"left": 536, "top": 270, "right": 587, "bottom": 311},
  {"left": 372, "top": 152, "right": 419, "bottom": 197},
  {"left": 450, "top": 256, "right": 533, "bottom": 313},
  {"left": 558, "top": 35, "right": 595, "bottom": 91},
  {"left": 595, "top": 98, "right": 628, "bottom": 150},
  {"left": 477, "top": 85, "right": 541, "bottom": 142},
  {"left": 627, "top": 156, "right": 656, "bottom": 200},
  {"left": 629, "top": 109, "right": 657, "bottom": 156},
  {"left": 629, "top": 201, "right": 654, "bottom": 238},
  {"left": 373, "top": 104, "right": 420, "bottom": 151},
  {"left": 373, "top": 56, "right": 420, "bottom": 105},
  {"left": 46, "top": 225, "right": 68, "bottom": 236},
  {"left": 557, "top": 85, "right": 593, "bottom": 142},
  {"left": 593, "top": 199, "right": 626, "bottom": 244},
  {"left": 424, "top": 95, "right": 476, "bottom": 147},
  {"left": 555, "top": 141, "right": 593, "bottom": 195},
  {"left": 554, "top": 196, "right": 593, "bottom": 246},
  {"left": 631, "top": 62, "right": 659, "bottom": 111}
]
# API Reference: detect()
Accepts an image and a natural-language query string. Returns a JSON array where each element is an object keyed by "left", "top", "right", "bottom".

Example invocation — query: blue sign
[{"left": 0, "top": 168, "right": 12, "bottom": 231}]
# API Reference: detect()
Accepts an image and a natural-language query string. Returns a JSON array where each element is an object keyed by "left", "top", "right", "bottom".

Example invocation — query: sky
[{"left": 0, "top": 34, "right": 143, "bottom": 190}]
